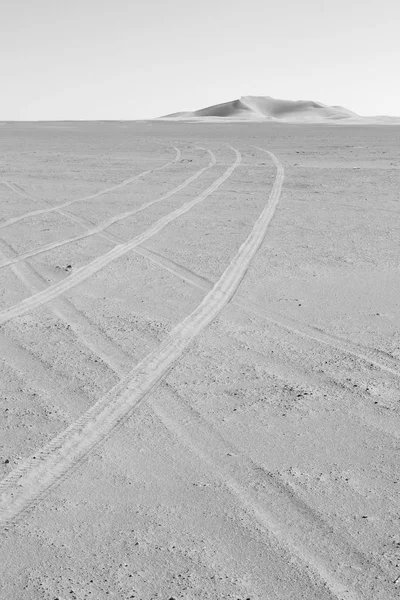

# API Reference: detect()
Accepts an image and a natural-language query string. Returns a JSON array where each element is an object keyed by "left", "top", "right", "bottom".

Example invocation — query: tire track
[
  {"left": 0, "top": 148, "right": 210, "bottom": 376},
  {"left": 0, "top": 238, "right": 131, "bottom": 377},
  {"left": 0, "top": 149, "right": 214, "bottom": 270},
  {"left": 149, "top": 383, "right": 393, "bottom": 600},
  {"left": 0, "top": 146, "right": 181, "bottom": 230},
  {"left": 133, "top": 246, "right": 400, "bottom": 441},
  {"left": 0, "top": 146, "right": 204, "bottom": 374},
  {"left": 0, "top": 148, "right": 240, "bottom": 326},
  {"left": 3, "top": 151, "right": 376, "bottom": 598},
  {"left": 0, "top": 145, "right": 274, "bottom": 528},
  {"left": 0, "top": 145, "right": 394, "bottom": 600},
  {"left": 135, "top": 245, "right": 213, "bottom": 290},
  {"left": 136, "top": 244, "right": 400, "bottom": 379},
  {"left": 132, "top": 143, "right": 400, "bottom": 381},
  {"left": 2, "top": 181, "right": 103, "bottom": 231}
]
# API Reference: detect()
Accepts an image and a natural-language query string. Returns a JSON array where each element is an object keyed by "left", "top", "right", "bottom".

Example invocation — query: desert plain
[{"left": 0, "top": 120, "right": 399, "bottom": 599}]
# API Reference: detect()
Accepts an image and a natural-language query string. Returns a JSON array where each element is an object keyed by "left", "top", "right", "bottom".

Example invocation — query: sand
[{"left": 0, "top": 120, "right": 399, "bottom": 599}]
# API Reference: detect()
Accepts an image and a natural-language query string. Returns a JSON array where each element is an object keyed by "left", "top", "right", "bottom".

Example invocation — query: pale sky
[{"left": 1, "top": 0, "right": 399, "bottom": 120}]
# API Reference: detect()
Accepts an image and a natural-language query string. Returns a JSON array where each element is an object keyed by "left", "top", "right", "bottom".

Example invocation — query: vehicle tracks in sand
[
  {"left": 0, "top": 148, "right": 238, "bottom": 326},
  {"left": 4, "top": 146, "right": 396, "bottom": 438},
  {"left": 0, "top": 237, "right": 131, "bottom": 378},
  {"left": 3, "top": 143, "right": 396, "bottom": 439},
  {"left": 0, "top": 146, "right": 211, "bottom": 375},
  {"left": 133, "top": 146, "right": 400, "bottom": 383},
  {"left": 0, "top": 148, "right": 215, "bottom": 271},
  {"left": 136, "top": 243, "right": 400, "bottom": 378},
  {"left": 1, "top": 150, "right": 390, "bottom": 599},
  {"left": 149, "top": 381, "right": 395, "bottom": 600},
  {"left": 0, "top": 146, "right": 181, "bottom": 230},
  {"left": 132, "top": 243, "right": 400, "bottom": 444},
  {"left": 0, "top": 144, "right": 254, "bottom": 527},
  {"left": 0, "top": 147, "right": 192, "bottom": 377}
]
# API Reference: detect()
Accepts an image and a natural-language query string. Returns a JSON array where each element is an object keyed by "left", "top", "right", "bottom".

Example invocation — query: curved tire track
[
  {"left": 0, "top": 149, "right": 215, "bottom": 270},
  {"left": 0, "top": 148, "right": 239, "bottom": 326},
  {"left": 0, "top": 146, "right": 181, "bottom": 230},
  {"left": 134, "top": 142, "right": 400, "bottom": 381},
  {"left": 2, "top": 152, "right": 372, "bottom": 598},
  {"left": 134, "top": 246, "right": 400, "bottom": 443},
  {"left": 0, "top": 238, "right": 132, "bottom": 377},
  {"left": 0, "top": 148, "right": 211, "bottom": 376},
  {"left": 0, "top": 145, "right": 276, "bottom": 527},
  {"left": 150, "top": 384, "right": 388, "bottom": 600},
  {"left": 135, "top": 245, "right": 400, "bottom": 380}
]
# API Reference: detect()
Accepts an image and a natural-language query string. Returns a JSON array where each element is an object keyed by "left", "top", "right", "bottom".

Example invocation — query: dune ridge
[{"left": 160, "top": 95, "right": 400, "bottom": 123}]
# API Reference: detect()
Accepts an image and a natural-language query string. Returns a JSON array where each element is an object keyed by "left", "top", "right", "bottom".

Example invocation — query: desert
[{"left": 0, "top": 115, "right": 400, "bottom": 600}]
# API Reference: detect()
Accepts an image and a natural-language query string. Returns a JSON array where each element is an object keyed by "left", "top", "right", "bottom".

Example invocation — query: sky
[{"left": 1, "top": 0, "right": 399, "bottom": 120}]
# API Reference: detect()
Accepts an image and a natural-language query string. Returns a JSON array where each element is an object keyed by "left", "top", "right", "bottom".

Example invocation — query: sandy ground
[{"left": 0, "top": 121, "right": 399, "bottom": 600}]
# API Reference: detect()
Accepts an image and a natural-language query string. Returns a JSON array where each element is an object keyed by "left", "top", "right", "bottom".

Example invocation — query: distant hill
[{"left": 159, "top": 95, "right": 399, "bottom": 123}]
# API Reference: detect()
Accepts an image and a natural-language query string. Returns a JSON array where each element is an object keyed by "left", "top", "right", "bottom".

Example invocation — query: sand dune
[{"left": 161, "top": 95, "right": 400, "bottom": 123}]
